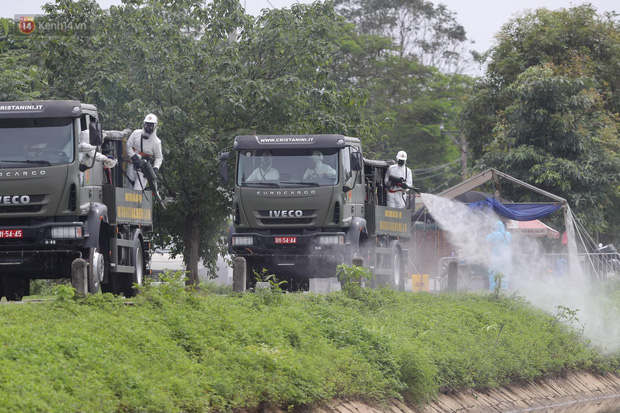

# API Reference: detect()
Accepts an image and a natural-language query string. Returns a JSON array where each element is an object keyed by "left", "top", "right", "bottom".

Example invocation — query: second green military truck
[{"left": 223, "top": 134, "right": 413, "bottom": 290}]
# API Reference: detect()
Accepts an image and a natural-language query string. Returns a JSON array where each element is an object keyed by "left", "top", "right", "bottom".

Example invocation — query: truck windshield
[
  {"left": 237, "top": 148, "right": 339, "bottom": 187},
  {"left": 0, "top": 117, "right": 74, "bottom": 168}
]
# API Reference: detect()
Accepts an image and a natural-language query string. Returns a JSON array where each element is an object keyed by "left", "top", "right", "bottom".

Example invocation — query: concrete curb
[
  {"left": 418, "top": 371, "right": 620, "bottom": 412},
  {"left": 289, "top": 372, "right": 620, "bottom": 413}
]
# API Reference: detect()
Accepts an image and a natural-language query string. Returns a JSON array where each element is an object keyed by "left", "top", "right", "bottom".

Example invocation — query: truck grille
[
  {"left": 333, "top": 202, "right": 340, "bottom": 224},
  {"left": 0, "top": 205, "right": 42, "bottom": 214},
  {"left": 0, "top": 218, "right": 31, "bottom": 226},
  {"left": 260, "top": 218, "right": 312, "bottom": 225},
  {"left": 234, "top": 203, "right": 241, "bottom": 225},
  {"left": 68, "top": 184, "right": 77, "bottom": 212},
  {"left": 256, "top": 209, "right": 315, "bottom": 225}
]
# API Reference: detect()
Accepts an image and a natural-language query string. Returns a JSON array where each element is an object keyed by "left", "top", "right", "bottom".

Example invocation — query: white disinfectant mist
[{"left": 421, "top": 193, "right": 620, "bottom": 354}]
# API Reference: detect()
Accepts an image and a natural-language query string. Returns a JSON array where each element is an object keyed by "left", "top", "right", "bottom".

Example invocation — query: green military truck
[
  {"left": 0, "top": 100, "right": 151, "bottom": 300},
  {"left": 222, "top": 134, "right": 412, "bottom": 290}
]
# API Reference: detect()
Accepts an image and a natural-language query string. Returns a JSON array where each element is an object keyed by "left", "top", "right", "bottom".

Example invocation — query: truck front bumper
[
  {"left": 0, "top": 219, "right": 85, "bottom": 277},
  {"left": 229, "top": 231, "right": 348, "bottom": 278}
]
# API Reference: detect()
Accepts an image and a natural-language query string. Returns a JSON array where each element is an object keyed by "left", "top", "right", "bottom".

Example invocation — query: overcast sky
[{"left": 3, "top": 0, "right": 618, "bottom": 73}]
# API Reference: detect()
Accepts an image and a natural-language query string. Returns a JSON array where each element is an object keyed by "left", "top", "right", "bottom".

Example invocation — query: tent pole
[
  {"left": 492, "top": 169, "right": 566, "bottom": 203},
  {"left": 562, "top": 203, "right": 582, "bottom": 281}
]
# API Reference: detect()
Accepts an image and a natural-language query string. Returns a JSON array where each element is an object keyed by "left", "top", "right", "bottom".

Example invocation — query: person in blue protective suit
[{"left": 486, "top": 220, "right": 512, "bottom": 290}]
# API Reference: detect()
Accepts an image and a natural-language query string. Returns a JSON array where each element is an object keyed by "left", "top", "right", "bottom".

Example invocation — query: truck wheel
[
  {"left": 123, "top": 238, "right": 144, "bottom": 298},
  {"left": 2, "top": 277, "right": 27, "bottom": 302},
  {"left": 101, "top": 274, "right": 119, "bottom": 295},
  {"left": 87, "top": 246, "right": 106, "bottom": 294},
  {"left": 245, "top": 257, "right": 258, "bottom": 291}
]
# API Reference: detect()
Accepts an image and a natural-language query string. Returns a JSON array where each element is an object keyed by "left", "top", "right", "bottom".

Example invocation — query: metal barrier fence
[
  {"left": 436, "top": 256, "right": 487, "bottom": 292},
  {"left": 539, "top": 252, "right": 620, "bottom": 282}
]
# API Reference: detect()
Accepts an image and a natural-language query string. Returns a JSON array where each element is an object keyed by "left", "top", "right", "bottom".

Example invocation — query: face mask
[
  {"left": 398, "top": 160, "right": 405, "bottom": 166},
  {"left": 144, "top": 123, "right": 155, "bottom": 135}
]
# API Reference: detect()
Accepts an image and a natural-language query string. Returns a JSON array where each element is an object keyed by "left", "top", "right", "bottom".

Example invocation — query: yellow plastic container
[{"left": 411, "top": 274, "right": 430, "bottom": 292}]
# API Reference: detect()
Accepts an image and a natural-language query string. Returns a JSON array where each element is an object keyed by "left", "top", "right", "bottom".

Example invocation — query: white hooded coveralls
[
  {"left": 78, "top": 130, "right": 118, "bottom": 168},
  {"left": 126, "top": 129, "right": 163, "bottom": 190},
  {"left": 303, "top": 160, "right": 337, "bottom": 179},
  {"left": 384, "top": 163, "right": 412, "bottom": 208},
  {"left": 77, "top": 130, "right": 118, "bottom": 185}
]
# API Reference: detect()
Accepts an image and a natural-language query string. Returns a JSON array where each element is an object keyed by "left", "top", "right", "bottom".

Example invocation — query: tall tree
[
  {"left": 0, "top": 17, "right": 41, "bottom": 100},
  {"left": 330, "top": 15, "right": 474, "bottom": 191},
  {"left": 334, "top": 0, "right": 472, "bottom": 73},
  {"left": 30, "top": 0, "right": 381, "bottom": 283},
  {"left": 460, "top": 5, "right": 620, "bottom": 241}
]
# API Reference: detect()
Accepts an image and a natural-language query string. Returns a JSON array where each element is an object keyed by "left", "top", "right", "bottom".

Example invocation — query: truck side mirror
[
  {"left": 343, "top": 176, "right": 356, "bottom": 192},
  {"left": 350, "top": 152, "right": 362, "bottom": 171},
  {"left": 218, "top": 151, "right": 230, "bottom": 185},
  {"left": 88, "top": 121, "right": 103, "bottom": 147}
]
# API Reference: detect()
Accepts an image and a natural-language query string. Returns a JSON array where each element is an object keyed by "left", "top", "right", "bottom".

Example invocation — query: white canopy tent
[{"left": 436, "top": 169, "right": 580, "bottom": 275}]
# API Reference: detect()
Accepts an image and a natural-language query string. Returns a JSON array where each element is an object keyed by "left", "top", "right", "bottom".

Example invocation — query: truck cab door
[{"left": 341, "top": 146, "right": 365, "bottom": 220}]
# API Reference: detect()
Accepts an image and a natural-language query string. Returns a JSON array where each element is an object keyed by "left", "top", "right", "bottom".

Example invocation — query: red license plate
[
  {"left": 275, "top": 237, "right": 297, "bottom": 244},
  {"left": 0, "top": 230, "right": 23, "bottom": 238}
]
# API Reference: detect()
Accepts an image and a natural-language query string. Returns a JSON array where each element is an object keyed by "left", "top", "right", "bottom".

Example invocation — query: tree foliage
[
  {"left": 334, "top": 0, "right": 472, "bottom": 73},
  {"left": 330, "top": 4, "right": 474, "bottom": 190},
  {"left": 24, "top": 0, "right": 382, "bottom": 283},
  {"left": 0, "top": 49, "right": 41, "bottom": 101},
  {"left": 0, "top": 17, "right": 41, "bottom": 100},
  {"left": 461, "top": 5, "right": 620, "bottom": 240}
]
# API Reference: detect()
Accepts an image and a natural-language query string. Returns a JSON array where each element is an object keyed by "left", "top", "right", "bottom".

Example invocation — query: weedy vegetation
[
  {"left": 336, "top": 262, "right": 374, "bottom": 299},
  {"left": 0, "top": 271, "right": 618, "bottom": 412}
]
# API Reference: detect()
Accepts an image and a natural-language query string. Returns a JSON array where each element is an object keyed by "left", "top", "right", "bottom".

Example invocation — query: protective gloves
[
  {"left": 103, "top": 157, "right": 118, "bottom": 168},
  {"left": 131, "top": 154, "right": 141, "bottom": 170}
]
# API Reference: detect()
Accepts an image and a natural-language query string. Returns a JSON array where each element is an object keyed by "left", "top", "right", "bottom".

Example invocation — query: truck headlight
[
  {"left": 232, "top": 235, "right": 255, "bottom": 246},
  {"left": 51, "top": 226, "right": 83, "bottom": 239},
  {"left": 316, "top": 235, "right": 344, "bottom": 245}
]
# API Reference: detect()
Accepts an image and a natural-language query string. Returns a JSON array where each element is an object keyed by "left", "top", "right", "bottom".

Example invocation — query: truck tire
[
  {"left": 245, "top": 257, "right": 258, "bottom": 291},
  {"left": 87, "top": 245, "right": 106, "bottom": 294},
  {"left": 2, "top": 277, "right": 27, "bottom": 302},
  {"left": 123, "top": 237, "right": 144, "bottom": 298},
  {"left": 101, "top": 274, "right": 119, "bottom": 295}
]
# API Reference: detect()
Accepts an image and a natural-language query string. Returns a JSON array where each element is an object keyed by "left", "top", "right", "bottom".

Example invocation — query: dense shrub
[{"left": 0, "top": 283, "right": 617, "bottom": 412}]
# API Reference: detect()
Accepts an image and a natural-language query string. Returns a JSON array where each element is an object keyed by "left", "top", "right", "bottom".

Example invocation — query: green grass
[{"left": 0, "top": 277, "right": 618, "bottom": 412}]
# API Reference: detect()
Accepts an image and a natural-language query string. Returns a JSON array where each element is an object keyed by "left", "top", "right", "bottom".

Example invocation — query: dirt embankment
[{"left": 295, "top": 371, "right": 620, "bottom": 413}]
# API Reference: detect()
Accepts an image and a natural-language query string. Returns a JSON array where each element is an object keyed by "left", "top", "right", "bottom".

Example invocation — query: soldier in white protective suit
[
  {"left": 303, "top": 150, "right": 337, "bottom": 180},
  {"left": 77, "top": 129, "right": 118, "bottom": 185},
  {"left": 126, "top": 113, "right": 163, "bottom": 190},
  {"left": 384, "top": 150, "right": 413, "bottom": 208},
  {"left": 247, "top": 151, "right": 279, "bottom": 181},
  {"left": 78, "top": 130, "right": 118, "bottom": 169}
]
